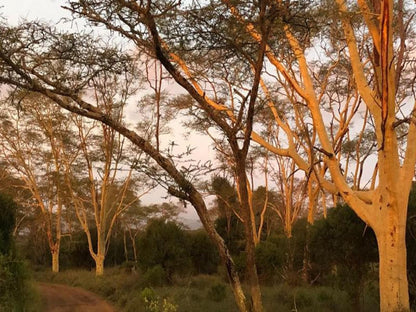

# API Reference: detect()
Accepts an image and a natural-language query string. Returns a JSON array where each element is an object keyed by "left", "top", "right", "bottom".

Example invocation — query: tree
[
  {"left": 188, "top": 229, "right": 220, "bottom": 275},
  {"left": 2, "top": 1, "right": 415, "bottom": 310},
  {"left": 137, "top": 218, "right": 191, "bottom": 282},
  {"left": 0, "top": 94, "right": 76, "bottom": 272},
  {"left": 60, "top": 1, "right": 415, "bottom": 310},
  {"left": 0, "top": 192, "right": 32, "bottom": 312},
  {"left": 65, "top": 114, "right": 149, "bottom": 276}
]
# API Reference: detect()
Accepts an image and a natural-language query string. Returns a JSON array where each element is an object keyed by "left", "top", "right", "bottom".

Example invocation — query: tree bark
[
  {"left": 235, "top": 160, "right": 263, "bottom": 312},
  {"left": 51, "top": 250, "right": 59, "bottom": 273},
  {"left": 95, "top": 254, "right": 105, "bottom": 276},
  {"left": 187, "top": 190, "right": 249, "bottom": 312},
  {"left": 375, "top": 216, "right": 409, "bottom": 312}
]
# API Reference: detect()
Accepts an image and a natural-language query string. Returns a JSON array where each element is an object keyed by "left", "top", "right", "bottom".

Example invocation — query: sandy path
[{"left": 37, "top": 282, "right": 116, "bottom": 312}]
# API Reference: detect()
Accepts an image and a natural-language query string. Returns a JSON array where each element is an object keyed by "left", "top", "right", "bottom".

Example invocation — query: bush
[
  {"left": 138, "top": 219, "right": 191, "bottom": 281},
  {"left": 310, "top": 204, "right": 378, "bottom": 309},
  {"left": 143, "top": 265, "right": 168, "bottom": 287},
  {"left": 0, "top": 255, "right": 38, "bottom": 311},
  {"left": 140, "top": 287, "right": 177, "bottom": 312},
  {"left": 207, "top": 283, "right": 227, "bottom": 302},
  {"left": 188, "top": 230, "right": 219, "bottom": 275},
  {"left": 0, "top": 193, "right": 16, "bottom": 255}
]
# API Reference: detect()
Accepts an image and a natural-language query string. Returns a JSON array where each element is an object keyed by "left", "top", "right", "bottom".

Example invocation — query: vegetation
[
  {"left": 35, "top": 268, "right": 372, "bottom": 312},
  {"left": 0, "top": 193, "right": 40, "bottom": 311},
  {"left": 0, "top": 0, "right": 416, "bottom": 311}
]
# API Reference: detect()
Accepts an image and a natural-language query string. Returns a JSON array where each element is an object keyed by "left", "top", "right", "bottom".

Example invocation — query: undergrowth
[{"left": 34, "top": 267, "right": 378, "bottom": 312}]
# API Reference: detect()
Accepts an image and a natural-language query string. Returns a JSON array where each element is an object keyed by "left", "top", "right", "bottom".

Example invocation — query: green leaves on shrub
[{"left": 207, "top": 283, "right": 227, "bottom": 302}]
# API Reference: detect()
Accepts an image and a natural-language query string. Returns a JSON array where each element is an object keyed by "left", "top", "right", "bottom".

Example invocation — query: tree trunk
[
  {"left": 51, "top": 250, "right": 59, "bottom": 273},
  {"left": 235, "top": 162, "right": 263, "bottom": 312},
  {"left": 375, "top": 222, "right": 409, "bottom": 312},
  {"left": 95, "top": 254, "right": 105, "bottom": 276},
  {"left": 301, "top": 222, "right": 312, "bottom": 284},
  {"left": 187, "top": 190, "right": 249, "bottom": 312}
]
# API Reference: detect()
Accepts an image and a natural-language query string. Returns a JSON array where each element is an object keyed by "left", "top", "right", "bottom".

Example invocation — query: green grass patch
[{"left": 34, "top": 267, "right": 376, "bottom": 311}]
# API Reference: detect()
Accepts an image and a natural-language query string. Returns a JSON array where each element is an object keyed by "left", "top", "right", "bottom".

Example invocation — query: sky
[{"left": 2, "top": 0, "right": 69, "bottom": 25}]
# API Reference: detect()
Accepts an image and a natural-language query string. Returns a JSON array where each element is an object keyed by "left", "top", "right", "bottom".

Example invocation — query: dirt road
[{"left": 38, "top": 283, "right": 116, "bottom": 312}]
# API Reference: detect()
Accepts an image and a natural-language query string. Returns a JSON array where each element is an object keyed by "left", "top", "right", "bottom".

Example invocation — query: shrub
[
  {"left": 138, "top": 219, "right": 191, "bottom": 281},
  {"left": 0, "top": 193, "right": 16, "bottom": 255},
  {"left": 207, "top": 283, "right": 227, "bottom": 302},
  {"left": 187, "top": 230, "right": 219, "bottom": 275},
  {"left": 0, "top": 255, "right": 38, "bottom": 311},
  {"left": 141, "top": 287, "right": 177, "bottom": 312},
  {"left": 143, "top": 265, "right": 168, "bottom": 287}
]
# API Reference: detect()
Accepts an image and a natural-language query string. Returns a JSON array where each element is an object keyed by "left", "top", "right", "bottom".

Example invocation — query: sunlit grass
[{"left": 34, "top": 267, "right": 378, "bottom": 312}]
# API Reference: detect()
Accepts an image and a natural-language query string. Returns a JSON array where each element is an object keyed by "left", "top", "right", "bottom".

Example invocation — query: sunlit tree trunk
[
  {"left": 375, "top": 216, "right": 409, "bottom": 311},
  {"left": 51, "top": 247, "right": 60, "bottom": 273}
]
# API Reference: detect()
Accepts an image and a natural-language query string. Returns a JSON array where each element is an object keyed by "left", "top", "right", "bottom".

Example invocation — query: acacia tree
[
  {"left": 0, "top": 93, "right": 76, "bottom": 272},
  {"left": 0, "top": 21, "right": 251, "bottom": 311},
  {"left": 60, "top": 1, "right": 415, "bottom": 311},
  {"left": 63, "top": 69, "right": 154, "bottom": 276},
  {"left": 1, "top": 0, "right": 416, "bottom": 310}
]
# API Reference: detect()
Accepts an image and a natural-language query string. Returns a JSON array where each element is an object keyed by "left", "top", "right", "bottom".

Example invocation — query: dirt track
[{"left": 38, "top": 283, "right": 116, "bottom": 312}]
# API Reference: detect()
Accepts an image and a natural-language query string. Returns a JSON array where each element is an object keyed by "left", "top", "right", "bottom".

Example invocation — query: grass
[{"left": 33, "top": 267, "right": 376, "bottom": 311}]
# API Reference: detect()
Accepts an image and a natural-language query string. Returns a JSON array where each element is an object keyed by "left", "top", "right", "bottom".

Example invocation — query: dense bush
[
  {"left": 0, "top": 193, "right": 16, "bottom": 255},
  {"left": 310, "top": 204, "right": 378, "bottom": 310},
  {"left": 0, "top": 193, "right": 38, "bottom": 311},
  {"left": 0, "top": 255, "right": 37, "bottom": 311},
  {"left": 187, "top": 230, "right": 219, "bottom": 275},
  {"left": 255, "top": 219, "right": 308, "bottom": 285},
  {"left": 138, "top": 219, "right": 192, "bottom": 281}
]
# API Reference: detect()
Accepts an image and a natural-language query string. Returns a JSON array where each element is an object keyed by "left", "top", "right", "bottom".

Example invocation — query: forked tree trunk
[{"left": 374, "top": 216, "right": 409, "bottom": 312}]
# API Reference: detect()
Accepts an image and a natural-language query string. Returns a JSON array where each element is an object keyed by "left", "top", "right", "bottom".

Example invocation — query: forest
[{"left": 0, "top": 0, "right": 416, "bottom": 311}]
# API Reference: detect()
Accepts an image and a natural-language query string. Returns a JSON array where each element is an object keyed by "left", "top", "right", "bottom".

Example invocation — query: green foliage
[
  {"left": 0, "top": 193, "right": 17, "bottom": 255},
  {"left": 255, "top": 236, "right": 285, "bottom": 283},
  {"left": 187, "top": 230, "right": 219, "bottom": 275},
  {"left": 207, "top": 283, "right": 227, "bottom": 302},
  {"left": 140, "top": 287, "right": 178, "bottom": 312},
  {"left": 255, "top": 220, "right": 308, "bottom": 285},
  {"left": 143, "top": 265, "right": 168, "bottom": 287},
  {"left": 138, "top": 219, "right": 191, "bottom": 281},
  {"left": 310, "top": 204, "right": 378, "bottom": 309},
  {"left": 214, "top": 215, "right": 245, "bottom": 255},
  {"left": 0, "top": 193, "right": 38, "bottom": 312},
  {"left": 0, "top": 255, "right": 38, "bottom": 311}
]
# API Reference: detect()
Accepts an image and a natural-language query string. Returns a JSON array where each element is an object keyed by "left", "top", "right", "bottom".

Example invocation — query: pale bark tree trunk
[
  {"left": 95, "top": 254, "right": 105, "bottom": 276},
  {"left": 372, "top": 198, "right": 409, "bottom": 312},
  {"left": 51, "top": 249, "right": 59, "bottom": 273}
]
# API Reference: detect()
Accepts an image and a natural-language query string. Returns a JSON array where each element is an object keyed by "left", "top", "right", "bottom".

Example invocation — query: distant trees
[{"left": 0, "top": 94, "right": 76, "bottom": 272}]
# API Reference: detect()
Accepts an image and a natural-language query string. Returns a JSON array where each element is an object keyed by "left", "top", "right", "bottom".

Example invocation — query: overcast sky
[{"left": 2, "top": 0, "right": 64, "bottom": 23}]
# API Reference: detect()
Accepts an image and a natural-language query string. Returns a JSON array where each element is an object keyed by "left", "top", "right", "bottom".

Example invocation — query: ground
[{"left": 38, "top": 282, "right": 116, "bottom": 312}]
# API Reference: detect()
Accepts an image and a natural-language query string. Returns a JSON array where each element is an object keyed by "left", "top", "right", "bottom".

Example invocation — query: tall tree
[
  {"left": 1, "top": 0, "right": 416, "bottom": 310},
  {"left": 62, "top": 70, "right": 151, "bottom": 275},
  {"left": 0, "top": 22, "right": 250, "bottom": 311},
  {"left": 0, "top": 94, "right": 76, "bottom": 272}
]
